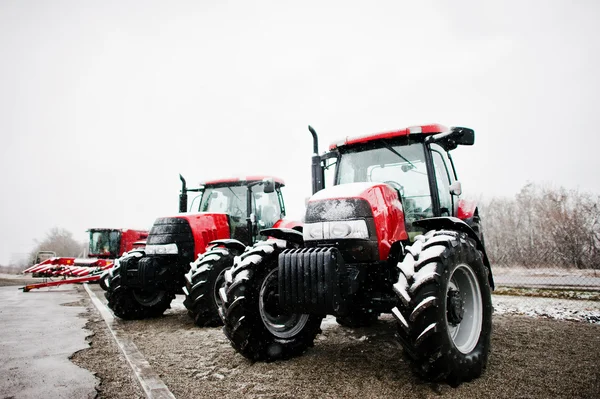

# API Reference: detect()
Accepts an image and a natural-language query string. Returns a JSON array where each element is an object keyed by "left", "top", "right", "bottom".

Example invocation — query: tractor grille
[{"left": 147, "top": 217, "right": 195, "bottom": 264}]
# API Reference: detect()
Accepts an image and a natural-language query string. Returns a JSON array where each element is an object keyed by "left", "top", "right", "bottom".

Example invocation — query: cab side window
[
  {"left": 431, "top": 150, "right": 453, "bottom": 216},
  {"left": 254, "top": 189, "right": 281, "bottom": 230}
]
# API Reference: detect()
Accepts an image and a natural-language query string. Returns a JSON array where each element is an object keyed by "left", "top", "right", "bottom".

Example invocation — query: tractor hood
[
  {"left": 146, "top": 213, "right": 231, "bottom": 262},
  {"left": 305, "top": 182, "right": 408, "bottom": 260}
]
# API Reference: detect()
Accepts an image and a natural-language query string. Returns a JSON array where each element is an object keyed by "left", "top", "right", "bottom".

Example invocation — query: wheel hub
[
  {"left": 133, "top": 289, "right": 166, "bottom": 307},
  {"left": 259, "top": 268, "right": 310, "bottom": 338},
  {"left": 447, "top": 289, "right": 464, "bottom": 325}
]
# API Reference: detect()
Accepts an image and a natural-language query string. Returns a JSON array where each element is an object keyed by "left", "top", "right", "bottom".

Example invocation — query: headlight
[
  {"left": 303, "top": 220, "right": 369, "bottom": 241},
  {"left": 304, "top": 223, "right": 324, "bottom": 240},
  {"left": 144, "top": 243, "right": 179, "bottom": 255}
]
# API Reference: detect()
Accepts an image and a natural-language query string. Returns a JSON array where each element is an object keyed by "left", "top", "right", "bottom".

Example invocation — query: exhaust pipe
[
  {"left": 308, "top": 126, "right": 324, "bottom": 195},
  {"left": 179, "top": 174, "right": 188, "bottom": 213}
]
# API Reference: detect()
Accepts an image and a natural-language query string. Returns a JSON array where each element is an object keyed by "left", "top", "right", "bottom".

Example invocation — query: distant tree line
[
  {"left": 26, "top": 227, "right": 86, "bottom": 266},
  {"left": 480, "top": 183, "right": 600, "bottom": 269}
]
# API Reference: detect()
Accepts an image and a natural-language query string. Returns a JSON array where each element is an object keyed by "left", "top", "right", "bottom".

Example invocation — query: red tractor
[
  {"left": 105, "top": 175, "right": 299, "bottom": 323},
  {"left": 220, "top": 124, "right": 494, "bottom": 385}
]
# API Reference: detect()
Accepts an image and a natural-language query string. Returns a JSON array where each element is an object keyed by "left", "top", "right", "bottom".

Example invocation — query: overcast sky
[{"left": 1, "top": 0, "right": 599, "bottom": 264}]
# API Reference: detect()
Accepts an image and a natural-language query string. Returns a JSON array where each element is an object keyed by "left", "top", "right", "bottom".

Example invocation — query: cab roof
[
  {"left": 329, "top": 123, "right": 449, "bottom": 150},
  {"left": 202, "top": 176, "right": 285, "bottom": 187}
]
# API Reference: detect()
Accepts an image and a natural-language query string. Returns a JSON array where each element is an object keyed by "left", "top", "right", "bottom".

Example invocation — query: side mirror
[
  {"left": 263, "top": 178, "right": 275, "bottom": 193},
  {"left": 449, "top": 181, "right": 462, "bottom": 196},
  {"left": 428, "top": 127, "right": 475, "bottom": 150},
  {"left": 451, "top": 127, "right": 475, "bottom": 146}
]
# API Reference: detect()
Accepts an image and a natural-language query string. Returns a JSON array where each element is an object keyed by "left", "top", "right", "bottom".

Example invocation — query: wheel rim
[
  {"left": 446, "top": 264, "right": 483, "bottom": 354},
  {"left": 133, "top": 289, "right": 166, "bottom": 307},
  {"left": 259, "top": 268, "right": 310, "bottom": 338},
  {"left": 213, "top": 269, "right": 227, "bottom": 308}
]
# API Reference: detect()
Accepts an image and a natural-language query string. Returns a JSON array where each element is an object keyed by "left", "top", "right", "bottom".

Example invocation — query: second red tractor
[{"left": 104, "top": 175, "right": 299, "bottom": 324}]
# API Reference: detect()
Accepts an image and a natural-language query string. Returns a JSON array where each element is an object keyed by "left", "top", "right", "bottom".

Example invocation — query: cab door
[{"left": 430, "top": 144, "right": 456, "bottom": 217}]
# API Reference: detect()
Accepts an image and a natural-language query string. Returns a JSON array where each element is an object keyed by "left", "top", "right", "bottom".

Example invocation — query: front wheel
[
  {"left": 392, "top": 230, "right": 492, "bottom": 385},
  {"left": 104, "top": 250, "right": 173, "bottom": 320},
  {"left": 220, "top": 241, "right": 323, "bottom": 361}
]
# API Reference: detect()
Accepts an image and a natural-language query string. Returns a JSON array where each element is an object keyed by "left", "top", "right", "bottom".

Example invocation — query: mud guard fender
[
  {"left": 413, "top": 217, "right": 494, "bottom": 289},
  {"left": 208, "top": 239, "right": 247, "bottom": 255},
  {"left": 259, "top": 228, "right": 305, "bottom": 245}
]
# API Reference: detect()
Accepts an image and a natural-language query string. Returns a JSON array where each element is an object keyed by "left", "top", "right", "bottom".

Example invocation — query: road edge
[{"left": 83, "top": 283, "right": 176, "bottom": 399}]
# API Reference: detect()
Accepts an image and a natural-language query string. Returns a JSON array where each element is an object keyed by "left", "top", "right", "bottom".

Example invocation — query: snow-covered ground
[{"left": 493, "top": 294, "right": 600, "bottom": 324}]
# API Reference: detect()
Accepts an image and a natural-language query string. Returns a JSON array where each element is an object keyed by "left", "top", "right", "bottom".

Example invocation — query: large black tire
[
  {"left": 104, "top": 251, "right": 173, "bottom": 320},
  {"left": 392, "top": 230, "right": 492, "bottom": 386},
  {"left": 183, "top": 246, "right": 235, "bottom": 327},
  {"left": 336, "top": 309, "right": 379, "bottom": 328},
  {"left": 220, "top": 241, "right": 323, "bottom": 361}
]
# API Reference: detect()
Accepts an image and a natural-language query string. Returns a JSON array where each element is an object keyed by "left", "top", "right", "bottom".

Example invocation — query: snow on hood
[{"left": 310, "top": 182, "right": 381, "bottom": 201}]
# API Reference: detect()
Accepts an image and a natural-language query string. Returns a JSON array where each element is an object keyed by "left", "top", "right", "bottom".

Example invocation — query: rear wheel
[
  {"left": 392, "top": 230, "right": 492, "bottom": 385},
  {"left": 220, "top": 241, "right": 323, "bottom": 361},
  {"left": 104, "top": 250, "right": 173, "bottom": 320},
  {"left": 183, "top": 246, "right": 235, "bottom": 327}
]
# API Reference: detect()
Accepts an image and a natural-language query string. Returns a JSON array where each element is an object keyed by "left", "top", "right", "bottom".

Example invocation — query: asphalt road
[{"left": 0, "top": 284, "right": 97, "bottom": 399}]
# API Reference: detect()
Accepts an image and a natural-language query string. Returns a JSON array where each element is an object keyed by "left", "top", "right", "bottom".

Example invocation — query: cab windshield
[
  {"left": 198, "top": 186, "right": 248, "bottom": 218},
  {"left": 89, "top": 230, "right": 120, "bottom": 256},
  {"left": 336, "top": 142, "right": 434, "bottom": 221}
]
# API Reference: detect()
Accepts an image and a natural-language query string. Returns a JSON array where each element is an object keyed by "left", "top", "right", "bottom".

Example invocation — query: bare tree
[
  {"left": 27, "top": 227, "right": 86, "bottom": 265},
  {"left": 480, "top": 184, "right": 600, "bottom": 270}
]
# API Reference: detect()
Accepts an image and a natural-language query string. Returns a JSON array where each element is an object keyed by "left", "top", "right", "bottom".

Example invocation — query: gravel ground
[
  {"left": 79, "top": 285, "right": 600, "bottom": 399},
  {"left": 70, "top": 288, "right": 144, "bottom": 399}
]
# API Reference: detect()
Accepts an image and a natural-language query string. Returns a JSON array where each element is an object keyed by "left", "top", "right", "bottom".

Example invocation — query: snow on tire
[
  {"left": 183, "top": 246, "right": 234, "bottom": 327},
  {"left": 104, "top": 250, "right": 173, "bottom": 320},
  {"left": 220, "top": 240, "right": 323, "bottom": 361},
  {"left": 392, "top": 230, "right": 492, "bottom": 385}
]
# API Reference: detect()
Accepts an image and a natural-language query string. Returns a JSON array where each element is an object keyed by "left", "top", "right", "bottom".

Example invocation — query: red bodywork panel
[
  {"left": 309, "top": 182, "right": 408, "bottom": 261},
  {"left": 457, "top": 199, "right": 477, "bottom": 220},
  {"left": 167, "top": 213, "right": 231, "bottom": 257},
  {"left": 273, "top": 219, "right": 303, "bottom": 230},
  {"left": 202, "top": 176, "right": 285, "bottom": 186},
  {"left": 119, "top": 229, "right": 149, "bottom": 255},
  {"left": 330, "top": 124, "right": 449, "bottom": 150}
]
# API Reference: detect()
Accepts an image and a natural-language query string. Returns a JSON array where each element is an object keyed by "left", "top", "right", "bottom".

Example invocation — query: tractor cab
[
  {"left": 88, "top": 228, "right": 149, "bottom": 259},
  {"left": 186, "top": 176, "right": 286, "bottom": 244},
  {"left": 89, "top": 229, "right": 121, "bottom": 258},
  {"left": 318, "top": 124, "right": 474, "bottom": 241}
]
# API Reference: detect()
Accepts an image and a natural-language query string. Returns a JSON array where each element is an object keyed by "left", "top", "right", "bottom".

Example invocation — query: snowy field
[{"left": 492, "top": 295, "right": 600, "bottom": 324}]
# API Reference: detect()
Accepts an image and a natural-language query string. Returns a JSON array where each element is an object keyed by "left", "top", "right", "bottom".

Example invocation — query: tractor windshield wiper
[
  {"left": 381, "top": 140, "right": 417, "bottom": 170},
  {"left": 227, "top": 187, "right": 241, "bottom": 201}
]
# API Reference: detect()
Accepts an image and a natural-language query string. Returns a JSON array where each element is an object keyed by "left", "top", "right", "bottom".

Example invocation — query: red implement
[
  {"left": 21, "top": 258, "right": 114, "bottom": 291},
  {"left": 20, "top": 274, "right": 103, "bottom": 292}
]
